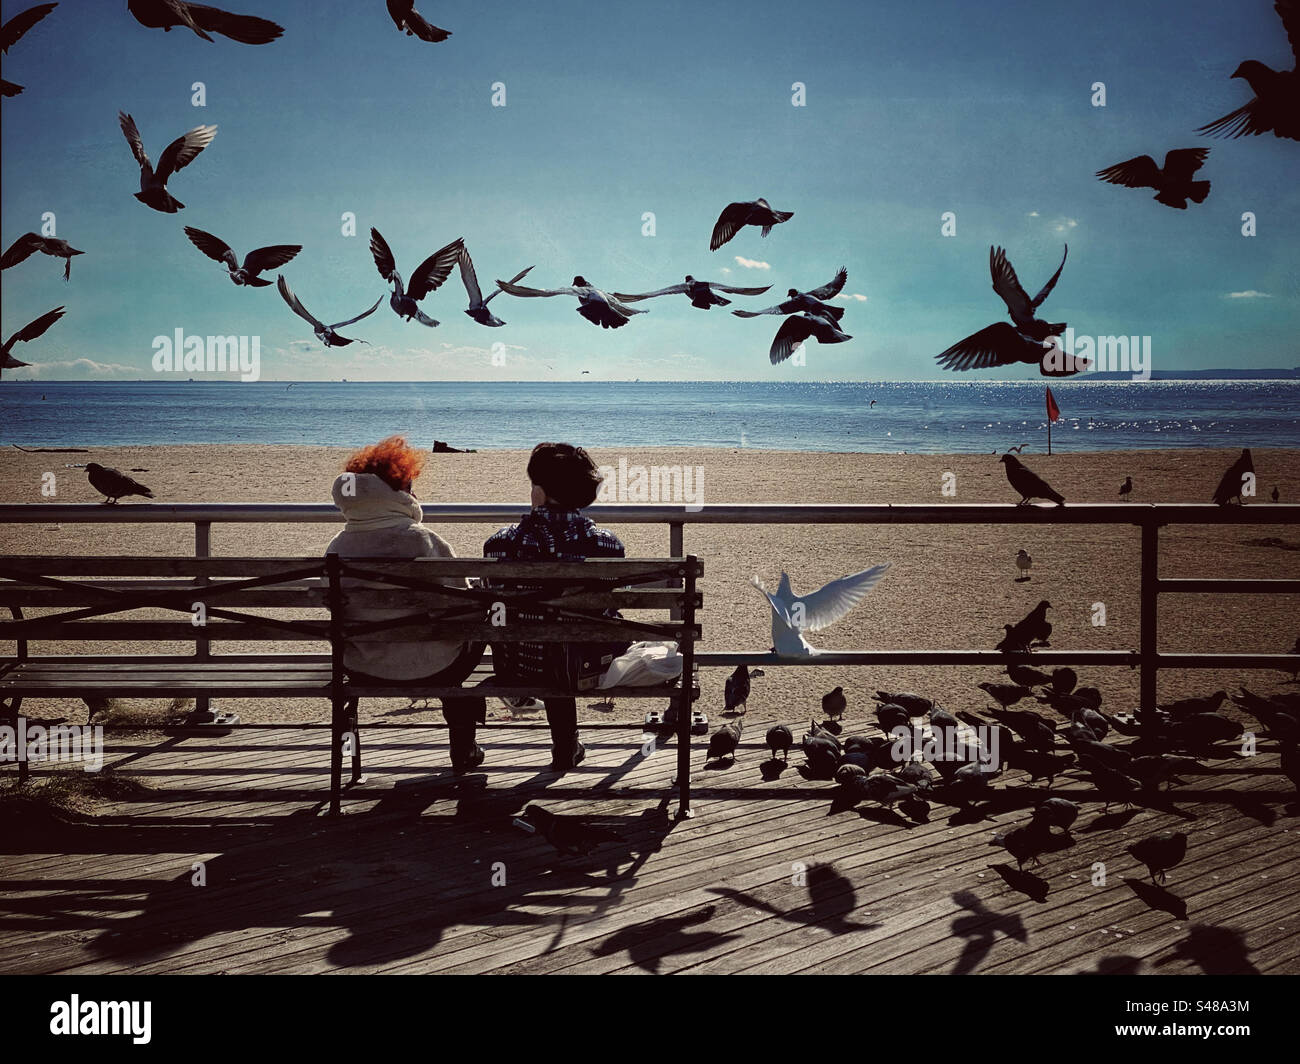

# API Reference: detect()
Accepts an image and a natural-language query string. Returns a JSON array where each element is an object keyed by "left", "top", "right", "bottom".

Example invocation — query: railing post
[
  {"left": 669, "top": 521, "right": 684, "bottom": 622},
  {"left": 1139, "top": 517, "right": 1159, "bottom": 733},
  {"left": 325, "top": 552, "right": 345, "bottom": 816},
  {"left": 194, "top": 521, "right": 211, "bottom": 721},
  {"left": 676, "top": 555, "right": 698, "bottom": 819}
]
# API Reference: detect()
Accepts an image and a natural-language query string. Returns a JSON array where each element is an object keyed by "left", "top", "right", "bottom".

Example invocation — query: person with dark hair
[
  {"left": 483, "top": 443, "right": 626, "bottom": 771},
  {"left": 326, "top": 435, "right": 487, "bottom": 773}
]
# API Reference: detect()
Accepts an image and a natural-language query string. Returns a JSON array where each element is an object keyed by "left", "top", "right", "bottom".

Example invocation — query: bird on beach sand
[
  {"left": 822, "top": 686, "right": 847, "bottom": 722},
  {"left": 119, "top": 112, "right": 217, "bottom": 213},
  {"left": 724, "top": 664, "right": 750, "bottom": 715},
  {"left": 614, "top": 275, "right": 772, "bottom": 310},
  {"left": 1273, "top": 486, "right": 1281, "bottom": 502},
  {"left": 1015, "top": 549, "right": 1032, "bottom": 581},
  {"left": 455, "top": 249, "right": 531, "bottom": 327},
  {"left": 752, "top": 565, "right": 890, "bottom": 655},
  {"left": 369, "top": 229, "right": 463, "bottom": 326},
  {"left": 496, "top": 275, "right": 645, "bottom": 330},
  {"left": 183, "top": 226, "right": 299, "bottom": 287},
  {"left": 1001, "top": 454, "right": 1065, "bottom": 506},
  {"left": 385, "top": 0, "right": 451, "bottom": 41},
  {"left": 1, "top": 306, "right": 63, "bottom": 377},
  {"left": 1096, "top": 149, "right": 1211, "bottom": 209},
  {"left": 1, "top": 233, "right": 83, "bottom": 281},
  {"left": 709, "top": 198, "right": 794, "bottom": 250},
  {"left": 276, "top": 275, "right": 382, "bottom": 348},
  {"left": 1, "top": 3, "right": 57, "bottom": 96},
  {"left": 1119, "top": 476, "right": 1133, "bottom": 500},
  {"left": 522, "top": 804, "right": 623, "bottom": 856},
  {"left": 127, "top": 0, "right": 283, "bottom": 44},
  {"left": 1196, "top": 0, "right": 1299, "bottom": 141},
  {"left": 1127, "top": 831, "right": 1188, "bottom": 884},
  {"left": 84, "top": 463, "right": 153, "bottom": 504},
  {"left": 705, "top": 718, "right": 742, "bottom": 764},
  {"left": 765, "top": 312, "right": 853, "bottom": 365},
  {"left": 766, "top": 724, "right": 792, "bottom": 760},
  {"left": 1211, "top": 449, "right": 1254, "bottom": 505}
]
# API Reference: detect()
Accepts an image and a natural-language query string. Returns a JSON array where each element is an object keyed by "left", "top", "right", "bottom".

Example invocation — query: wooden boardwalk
[{"left": 2, "top": 717, "right": 1298, "bottom": 975}]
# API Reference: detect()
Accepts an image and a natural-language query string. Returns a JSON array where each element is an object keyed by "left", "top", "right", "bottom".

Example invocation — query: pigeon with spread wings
[
  {"left": 276, "top": 275, "right": 381, "bottom": 348},
  {"left": 936, "top": 245, "right": 1079, "bottom": 377},
  {"left": 731, "top": 268, "right": 848, "bottom": 320},
  {"left": 119, "top": 111, "right": 217, "bottom": 213},
  {"left": 614, "top": 275, "right": 772, "bottom": 310},
  {"left": 1197, "top": 0, "right": 1299, "bottom": 140},
  {"left": 709, "top": 199, "right": 794, "bottom": 251},
  {"left": 752, "top": 565, "right": 891, "bottom": 656},
  {"left": 494, "top": 275, "right": 645, "bottom": 330},
  {"left": 1096, "top": 149, "right": 1211, "bottom": 209},
  {"left": 767, "top": 312, "right": 852, "bottom": 365},
  {"left": 369, "top": 229, "right": 463, "bottom": 327},
  {"left": 127, "top": 0, "right": 283, "bottom": 44},
  {"left": 385, "top": 0, "right": 450, "bottom": 42},
  {"left": 456, "top": 247, "right": 531, "bottom": 327},
  {"left": 1, "top": 3, "right": 57, "bottom": 96},
  {"left": 1, "top": 306, "right": 63, "bottom": 378},
  {"left": 184, "top": 226, "right": 300, "bottom": 287},
  {"left": 1, "top": 232, "right": 83, "bottom": 281}
]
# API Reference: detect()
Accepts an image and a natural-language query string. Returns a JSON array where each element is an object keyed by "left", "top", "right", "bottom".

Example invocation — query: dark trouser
[
  {"left": 541, "top": 698, "right": 579, "bottom": 755},
  {"left": 344, "top": 642, "right": 486, "bottom": 759}
]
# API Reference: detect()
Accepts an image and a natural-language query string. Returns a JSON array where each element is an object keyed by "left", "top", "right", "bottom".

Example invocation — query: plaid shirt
[{"left": 483, "top": 505, "right": 625, "bottom": 681}]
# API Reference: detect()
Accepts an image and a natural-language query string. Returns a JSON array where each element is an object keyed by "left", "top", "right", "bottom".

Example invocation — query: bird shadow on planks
[
  {"left": 1123, "top": 877, "right": 1189, "bottom": 921},
  {"left": 706, "top": 862, "right": 882, "bottom": 940},
  {"left": 949, "top": 889, "right": 1029, "bottom": 974},
  {"left": 1150, "top": 923, "right": 1260, "bottom": 975},
  {"left": 589, "top": 902, "right": 741, "bottom": 973}
]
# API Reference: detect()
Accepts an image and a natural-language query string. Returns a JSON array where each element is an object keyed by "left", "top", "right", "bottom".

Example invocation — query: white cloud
[
  {"left": 1225, "top": 290, "right": 1272, "bottom": 299},
  {"left": 1052, "top": 217, "right": 1079, "bottom": 233},
  {"left": 833, "top": 293, "right": 868, "bottom": 302},
  {"left": 7, "top": 357, "right": 141, "bottom": 380},
  {"left": 1027, "top": 211, "right": 1040, "bottom": 217},
  {"left": 719, "top": 267, "right": 732, "bottom": 274},
  {"left": 733, "top": 256, "right": 771, "bottom": 270}
]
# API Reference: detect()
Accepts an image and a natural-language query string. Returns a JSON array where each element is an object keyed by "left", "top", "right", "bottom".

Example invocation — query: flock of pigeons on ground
[{"left": 3, "top": 2, "right": 1297, "bottom": 377}]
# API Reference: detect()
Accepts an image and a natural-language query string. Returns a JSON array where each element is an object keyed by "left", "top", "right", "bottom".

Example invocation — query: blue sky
[{"left": 1, "top": 0, "right": 1297, "bottom": 381}]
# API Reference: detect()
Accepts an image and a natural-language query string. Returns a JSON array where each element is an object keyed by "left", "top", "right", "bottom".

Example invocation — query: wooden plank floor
[{"left": 2, "top": 716, "right": 1298, "bottom": 975}]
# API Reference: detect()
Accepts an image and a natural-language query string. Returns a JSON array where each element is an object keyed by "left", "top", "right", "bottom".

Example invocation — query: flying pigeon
[
  {"left": 705, "top": 718, "right": 742, "bottom": 764},
  {"left": 183, "top": 227, "right": 299, "bottom": 287},
  {"left": 765, "top": 312, "right": 853, "bottom": 365},
  {"left": 936, "top": 245, "right": 1082, "bottom": 376},
  {"left": 1001, "top": 454, "right": 1065, "bottom": 506},
  {"left": 455, "top": 247, "right": 531, "bottom": 327},
  {"left": 495, "top": 275, "right": 645, "bottom": 330},
  {"left": 709, "top": 198, "right": 794, "bottom": 250},
  {"left": 731, "top": 269, "right": 849, "bottom": 320},
  {"left": 119, "top": 112, "right": 217, "bottom": 213},
  {"left": 1127, "top": 830, "right": 1188, "bottom": 884},
  {"left": 765, "top": 723, "right": 793, "bottom": 760},
  {"left": 1, "top": 306, "right": 63, "bottom": 378},
  {"left": 1211, "top": 448, "right": 1254, "bottom": 505},
  {"left": 613, "top": 275, "right": 772, "bottom": 310},
  {"left": 85, "top": 462, "right": 153, "bottom": 504},
  {"left": 0, "top": 2, "right": 57, "bottom": 96},
  {"left": 521, "top": 804, "right": 623, "bottom": 856},
  {"left": 751, "top": 564, "right": 890, "bottom": 655},
  {"left": 276, "top": 275, "right": 382, "bottom": 348},
  {"left": 385, "top": 0, "right": 450, "bottom": 41},
  {"left": 369, "top": 229, "right": 463, "bottom": 326},
  {"left": 1096, "top": 149, "right": 1211, "bottom": 209},
  {"left": 0, "top": 232, "right": 82, "bottom": 280},
  {"left": 724, "top": 664, "right": 750, "bottom": 715},
  {"left": 127, "top": 0, "right": 283, "bottom": 44},
  {"left": 1196, "top": 1, "right": 1299, "bottom": 140}
]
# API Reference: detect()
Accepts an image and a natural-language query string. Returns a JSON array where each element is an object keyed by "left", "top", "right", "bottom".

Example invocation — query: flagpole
[{"left": 1047, "top": 415, "right": 1052, "bottom": 456}]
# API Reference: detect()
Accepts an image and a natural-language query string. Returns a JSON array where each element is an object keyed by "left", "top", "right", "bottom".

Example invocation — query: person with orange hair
[{"left": 325, "top": 435, "right": 486, "bottom": 772}]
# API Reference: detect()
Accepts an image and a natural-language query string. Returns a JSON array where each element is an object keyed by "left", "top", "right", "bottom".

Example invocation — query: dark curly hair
[{"left": 527, "top": 442, "right": 603, "bottom": 509}]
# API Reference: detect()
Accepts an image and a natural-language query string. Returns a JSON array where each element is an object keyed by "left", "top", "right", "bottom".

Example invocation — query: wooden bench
[{"left": 0, "top": 554, "right": 703, "bottom": 814}]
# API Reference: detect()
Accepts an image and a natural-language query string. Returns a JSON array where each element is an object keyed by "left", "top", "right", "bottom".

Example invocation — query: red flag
[{"left": 1046, "top": 386, "right": 1061, "bottom": 423}]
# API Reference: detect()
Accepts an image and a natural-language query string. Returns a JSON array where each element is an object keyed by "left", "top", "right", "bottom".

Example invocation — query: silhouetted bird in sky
[
  {"left": 822, "top": 686, "right": 846, "bottom": 721},
  {"left": 0, "top": 232, "right": 82, "bottom": 280},
  {"left": 751, "top": 564, "right": 890, "bottom": 655},
  {"left": 766, "top": 312, "right": 853, "bottom": 365},
  {"left": 119, "top": 112, "right": 217, "bottom": 213},
  {"left": 1096, "top": 149, "right": 1211, "bottom": 209},
  {"left": 85, "top": 462, "right": 153, "bottom": 504},
  {"left": 731, "top": 268, "right": 848, "bottom": 320},
  {"left": 1128, "top": 831, "right": 1188, "bottom": 884},
  {"left": 1, "top": 306, "right": 63, "bottom": 378},
  {"left": 522, "top": 804, "right": 622, "bottom": 856},
  {"left": 455, "top": 248, "right": 531, "bottom": 327},
  {"left": 614, "top": 275, "right": 772, "bottom": 310},
  {"left": 1212, "top": 448, "right": 1254, "bottom": 505},
  {"left": 766, "top": 723, "right": 792, "bottom": 760},
  {"left": 1119, "top": 475, "right": 1133, "bottom": 499},
  {"left": 385, "top": 0, "right": 450, "bottom": 42},
  {"left": 724, "top": 664, "right": 750, "bottom": 715},
  {"left": 0, "top": 2, "right": 57, "bottom": 96},
  {"left": 709, "top": 198, "right": 794, "bottom": 250},
  {"left": 1001, "top": 454, "right": 1065, "bottom": 506},
  {"left": 1197, "top": 0, "right": 1299, "bottom": 140},
  {"left": 276, "top": 275, "right": 382, "bottom": 348},
  {"left": 183, "top": 227, "right": 299, "bottom": 287},
  {"left": 369, "top": 229, "right": 463, "bottom": 327},
  {"left": 127, "top": 0, "right": 283, "bottom": 44},
  {"left": 705, "top": 718, "right": 742, "bottom": 764},
  {"left": 496, "top": 275, "right": 644, "bottom": 330},
  {"left": 936, "top": 246, "right": 1080, "bottom": 376}
]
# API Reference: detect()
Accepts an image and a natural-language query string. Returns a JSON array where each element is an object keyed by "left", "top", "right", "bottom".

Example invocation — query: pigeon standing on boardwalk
[
  {"left": 183, "top": 227, "right": 300, "bottom": 287},
  {"left": 709, "top": 199, "right": 794, "bottom": 250},
  {"left": 1, "top": 233, "right": 83, "bottom": 281},
  {"left": 0, "top": 2, "right": 57, "bottom": 96},
  {"left": 1196, "top": 1, "right": 1300, "bottom": 141},
  {"left": 1119, "top": 476, "right": 1133, "bottom": 500},
  {"left": 1095, "top": 149, "right": 1211, "bottom": 209},
  {"left": 1212, "top": 449, "right": 1254, "bottom": 505},
  {"left": 85, "top": 463, "right": 153, "bottom": 504},
  {"left": 1127, "top": 831, "right": 1188, "bottom": 884},
  {"left": 765, "top": 724, "right": 792, "bottom": 760},
  {"left": 1001, "top": 454, "right": 1065, "bottom": 506},
  {"left": 724, "top": 664, "right": 750, "bottom": 715},
  {"left": 119, "top": 112, "right": 217, "bottom": 214},
  {"left": 1032, "top": 797, "right": 1080, "bottom": 833},
  {"left": 751, "top": 565, "right": 890, "bottom": 656},
  {"left": 385, "top": 0, "right": 451, "bottom": 41},
  {"left": 705, "top": 718, "right": 742, "bottom": 764},
  {"left": 1015, "top": 549, "right": 1032, "bottom": 581},
  {"left": 522, "top": 804, "right": 623, "bottom": 856},
  {"left": 991, "top": 820, "right": 1053, "bottom": 871},
  {"left": 822, "top": 686, "right": 847, "bottom": 722},
  {"left": 127, "top": 0, "right": 284, "bottom": 43},
  {"left": 1, "top": 306, "right": 63, "bottom": 377}
]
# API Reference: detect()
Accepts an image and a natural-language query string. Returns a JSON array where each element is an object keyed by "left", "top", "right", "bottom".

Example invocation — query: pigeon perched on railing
[
  {"left": 1000, "top": 455, "right": 1065, "bottom": 506},
  {"left": 84, "top": 463, "right": 153, "bottom": 504},
  {"left": 1212, "top": 449, "right": 1254, "bottom": 505}
]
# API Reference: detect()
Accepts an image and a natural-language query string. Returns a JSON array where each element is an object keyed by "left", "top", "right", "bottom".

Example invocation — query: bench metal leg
[
  {"left": 347, "top": 698, "right": 364, "bottom": 785},
  {"left": 2, "top": 697, "right": 27, "bottom": 785},
  {"left": 329, "top": 693, "right": 345, "bottom": 816}
]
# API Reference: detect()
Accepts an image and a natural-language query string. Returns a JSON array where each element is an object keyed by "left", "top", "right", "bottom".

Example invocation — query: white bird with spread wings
[{"left": 752, "top": 565, "right": 891, "bottom": 656}]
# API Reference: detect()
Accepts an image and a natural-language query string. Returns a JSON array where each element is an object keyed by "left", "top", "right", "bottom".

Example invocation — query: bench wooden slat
[{"left": 0, "top": 620, "right": 694, "bottom": 642}]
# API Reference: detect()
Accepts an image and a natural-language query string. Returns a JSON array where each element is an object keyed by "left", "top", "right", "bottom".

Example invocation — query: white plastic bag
[{"left": 598, "top": 640, "right": 683, "bottom": 688}]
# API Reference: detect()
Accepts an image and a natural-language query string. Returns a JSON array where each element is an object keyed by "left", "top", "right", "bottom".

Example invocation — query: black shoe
[
  {"left": 451, "top": 743, "right": 485, "bottom": 774},
  {"left": 548, "top": 741, "right": 585, "bottom": 773}
]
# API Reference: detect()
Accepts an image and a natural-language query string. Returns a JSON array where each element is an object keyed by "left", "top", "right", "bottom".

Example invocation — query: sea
[{"left": 1, "top": 379, "right": 1298, "bottom": 454}]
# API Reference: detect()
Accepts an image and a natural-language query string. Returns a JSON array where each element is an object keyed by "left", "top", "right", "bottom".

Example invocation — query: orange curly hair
[{"left": 344, "top": 436, "right": 426, "bottom": 493}]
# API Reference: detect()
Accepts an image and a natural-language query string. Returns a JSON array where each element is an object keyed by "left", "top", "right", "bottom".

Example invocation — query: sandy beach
[{"left": 1, "top": 445, "right": 1297, "bottom": 730}]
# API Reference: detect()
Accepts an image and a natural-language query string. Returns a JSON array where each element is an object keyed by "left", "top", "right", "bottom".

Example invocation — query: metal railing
[{"left": 3, "top": 502, "right": 1299, "bottom": 721}]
